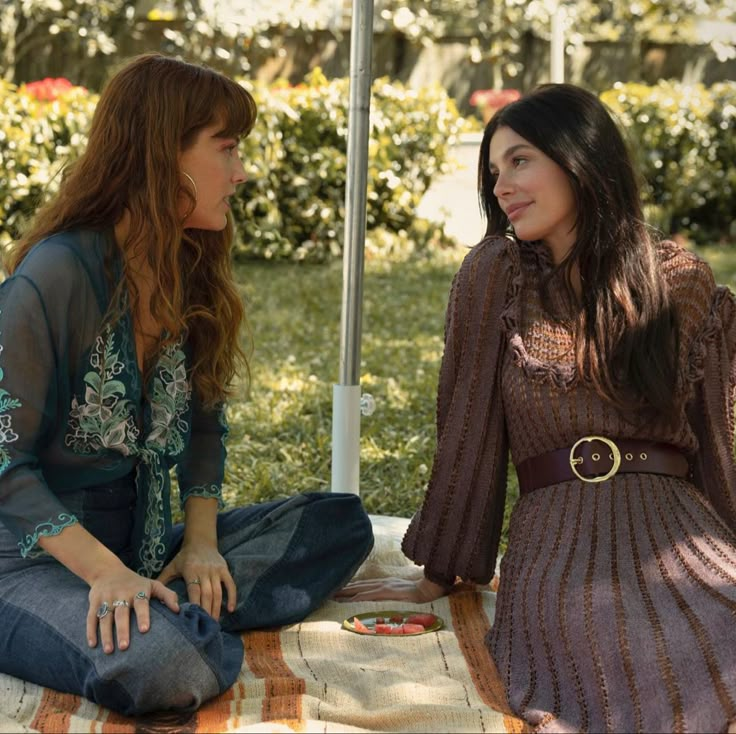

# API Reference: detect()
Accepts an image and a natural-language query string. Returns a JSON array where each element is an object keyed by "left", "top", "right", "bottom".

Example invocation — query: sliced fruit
[
  {"left": 352, "top": 616, "right": 375, "bottom": 634},
  {"left": 406, "top": 613, "right": 437, "bottom": 628}
]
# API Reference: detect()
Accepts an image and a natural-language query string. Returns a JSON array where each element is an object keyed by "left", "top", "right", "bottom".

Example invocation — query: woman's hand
[
  {"left": 86, "top": 567, "right": 179, "bottom": 655},
  {"left": 156, "top": 542, "right": 236, "bottom": 619},
  {"left": 163, "top": 496, "right": 235, "bottom": 619},
  {"left": 37, "top": 522, "right": 179, "bottom": 655},
  {"left": 334, "top": 576, "right": 449, "bottom": 603}
]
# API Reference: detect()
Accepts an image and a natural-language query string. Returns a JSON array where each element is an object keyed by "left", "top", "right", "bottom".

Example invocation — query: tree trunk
[{"left": 0, "top": 2, "right": 17, "bottom": 82}]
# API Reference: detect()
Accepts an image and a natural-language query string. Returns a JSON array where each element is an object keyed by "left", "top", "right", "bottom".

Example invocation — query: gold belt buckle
[{"left": 569, "top": 436, "right": 621, "bottom": 483}]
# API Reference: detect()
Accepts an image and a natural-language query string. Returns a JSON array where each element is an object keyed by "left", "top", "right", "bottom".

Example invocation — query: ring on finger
[
  {"left": 112, "top": 599, "right": 130, "bottom": 608},
  {"left": 96, "top": 601, "right": 111, "bottom": 619},
  {"left": 186, "top": 579, "right": 201, "bottom": 586},
  {"left": 135, "top": 591, "right": 148, "bottom": 601}
]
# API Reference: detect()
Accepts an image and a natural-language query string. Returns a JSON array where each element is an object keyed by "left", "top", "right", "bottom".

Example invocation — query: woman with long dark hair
[
  {"left": 338, "top": 84, "right": 736, "bottom": 732},
  {"left": 0, "top": 53, "right": 373, "bottom": 716}
]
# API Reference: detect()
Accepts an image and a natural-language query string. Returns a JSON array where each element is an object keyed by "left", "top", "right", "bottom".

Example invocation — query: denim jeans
[{"left": 0, "top": 491, "right": 374, "bottom": 716}]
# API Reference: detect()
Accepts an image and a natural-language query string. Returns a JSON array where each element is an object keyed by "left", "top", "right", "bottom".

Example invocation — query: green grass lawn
[
  {"left": 223, "top": 248, "right": 466, "bottom": 518},
  {"left": 220, "top": 243, "right": 736, "bottom": 555}
]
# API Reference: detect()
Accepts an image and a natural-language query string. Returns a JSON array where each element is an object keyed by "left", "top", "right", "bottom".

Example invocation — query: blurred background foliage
[
  {"left": 1, "top": 2, "right": 733, "bottom": 256},
  {"left": 2, "top": 2, "right": 734, "bottom": 97},
  {"left": 233, "top": 69, "right": 464, "bottom": 262},
  {"left": 602, "top": 80, "right": 736, "bottom": 242},
  {"left": 0, "top": 73, "right": 733, "bottom": 256},
  {"left": 0, "top": 69, "right": 465, "bottom": 259}
]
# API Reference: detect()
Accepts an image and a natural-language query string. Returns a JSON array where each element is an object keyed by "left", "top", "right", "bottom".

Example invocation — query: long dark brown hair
[
  {"left": 478, "top": 83, "right": 678, "bottom": 422},
  {"left": 7, "top": 53, "right": 257, "bottom": 407}
]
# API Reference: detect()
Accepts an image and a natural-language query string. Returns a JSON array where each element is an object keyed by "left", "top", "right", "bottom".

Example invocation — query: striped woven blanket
[{"left": 0, "top": 516, "right": 524, "bottom": 733}]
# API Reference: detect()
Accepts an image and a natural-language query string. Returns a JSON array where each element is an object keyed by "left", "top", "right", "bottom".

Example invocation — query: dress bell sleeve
[
  {"left": 176, "top": 394, "right": 227, "bottom": 510},
  {"left": 402, "top": 237, "right": 514, "bottom": 586},
  {"left": 0, "top": 247, "right": 88, "bottom": 556},
  {"left": 686, "top": 284, "right": 736, "bottom": 530}
]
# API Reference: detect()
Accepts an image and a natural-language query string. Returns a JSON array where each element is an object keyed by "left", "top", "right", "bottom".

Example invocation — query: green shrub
[
  {"left": 0, "top": 80, "right": 96, "bottom": 252},
  {"left": 601, "top": 80, "right": 736, "bottom": 243},
  {"left": 0, "top": 70, "right": 462, "bottom": 263},
  {"left": 4, "top": 75, "right": 731, "bottom": 253},
  {"left": 234, "top": 69, "right": 463, "bottom": 262}
]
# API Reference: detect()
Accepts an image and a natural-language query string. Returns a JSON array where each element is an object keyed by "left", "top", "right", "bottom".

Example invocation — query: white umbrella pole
[
  {"left": 331, "top": 0, "right": 375, "bottom": 494},
  {"left": 551, "top": 5, "right": 565, "bottom": 83}
]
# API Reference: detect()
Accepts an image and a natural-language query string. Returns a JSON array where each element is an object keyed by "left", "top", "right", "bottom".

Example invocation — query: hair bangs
[
  {"left": 179, "top": 70, "right": 257, "bottom": 151},
  {"left": 213, "top": 81, "right": 257, "bottom": 139}
]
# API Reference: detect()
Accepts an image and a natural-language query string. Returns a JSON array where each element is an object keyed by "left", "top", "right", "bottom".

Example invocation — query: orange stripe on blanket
[
  {"left": 100, "top": 709, "right": 137, "bottom": 733},
  {"left": 195, "top": 677, "right": 241, "bottom": 733},
  {"left": 450, "top": 591, "right": 529, "bottom": 734},
  {"left": 30, "top": 688, "right": 81, "bottom": 733},
  {"left": 243, "top": 629, "right": 306, "bottom": 731},
  {"left": 101, "top": 708, "right": 197, "bottom": 732}
]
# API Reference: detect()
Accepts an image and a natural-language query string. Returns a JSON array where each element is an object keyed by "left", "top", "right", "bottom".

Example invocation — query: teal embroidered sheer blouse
[{"left": 0, "top": 229, "right": 227, "bottom": 577}]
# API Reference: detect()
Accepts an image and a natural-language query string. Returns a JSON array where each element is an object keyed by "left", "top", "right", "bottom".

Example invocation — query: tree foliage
[
  {"left": 1, "top": 0, "right": 132, "bottom": 81},
  {"left": 375, "top": 0, "right": 735, "bottom": 86},
  {"left": 1, "top": 0, "right": 732, "bottom": 88}
]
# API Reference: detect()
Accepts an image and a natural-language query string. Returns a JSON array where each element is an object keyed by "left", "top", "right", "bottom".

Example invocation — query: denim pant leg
[
  {"left": 167, "top": 492, "right": 374, "bottom": 631},
  {"left": 0, "top": 557, "right": 243, "bottom": 716}
]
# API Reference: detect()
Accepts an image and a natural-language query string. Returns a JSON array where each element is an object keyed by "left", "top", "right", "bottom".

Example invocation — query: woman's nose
[
  {"left": 493, "top": 170, "right": 512, "bottom": 198},
  {"left": 233, "top": 155, "right": 247, "bottom": 184}
]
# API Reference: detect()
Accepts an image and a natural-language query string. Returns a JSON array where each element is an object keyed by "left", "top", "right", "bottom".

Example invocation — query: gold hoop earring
[{"left": 182, "top": 172, "right": 198, "bottom": 201}]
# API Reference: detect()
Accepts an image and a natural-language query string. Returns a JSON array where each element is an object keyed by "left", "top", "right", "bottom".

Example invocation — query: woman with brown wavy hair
[
  {"left": 0, "top": 53, "right": 373, "bottom": 716},
  {"left": 338, "top": 84, "right": 736, "bottom": 732}
]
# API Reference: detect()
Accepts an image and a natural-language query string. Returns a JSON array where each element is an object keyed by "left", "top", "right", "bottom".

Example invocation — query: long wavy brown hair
[
  {"left": 477, "top": 84, "right": 679, "bottom": 424},
  {"left": 7, "top": 53, "right": 257, "bottom": 407}
]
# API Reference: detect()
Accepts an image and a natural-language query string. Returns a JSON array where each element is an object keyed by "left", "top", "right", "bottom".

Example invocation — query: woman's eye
[{"left": 512, "top": 157, "right": 527, "bottom": 167}]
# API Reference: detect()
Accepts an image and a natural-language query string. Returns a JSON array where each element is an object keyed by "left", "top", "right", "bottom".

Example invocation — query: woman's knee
[
  {"left": 316, "top": 492, "right": 374, "bottom": 559},
  {"left": 87, "top": 604, "right": 243, "bottom": 715}
]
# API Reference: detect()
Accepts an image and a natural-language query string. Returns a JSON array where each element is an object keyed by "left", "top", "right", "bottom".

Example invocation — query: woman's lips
[{"left": 506, "top": 202, "right": 531, "bottom": 222}]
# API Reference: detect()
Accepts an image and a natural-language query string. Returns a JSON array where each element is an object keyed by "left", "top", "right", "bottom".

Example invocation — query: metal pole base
[{"left": 330, "top": 384, "right": 361, "bottom": 494}]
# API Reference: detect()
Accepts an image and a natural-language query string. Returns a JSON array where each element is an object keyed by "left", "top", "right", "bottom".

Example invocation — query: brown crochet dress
[{"left": 403, "top": 236, "right": 736, "bottom": 733}]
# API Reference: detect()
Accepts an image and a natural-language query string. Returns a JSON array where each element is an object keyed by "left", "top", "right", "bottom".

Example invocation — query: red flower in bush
[
  {"left": 469, "top": 88, "right": 521, "bottom": 110},
  {"left": 22, "top": 77, "right": 82, "bottom": 102}
]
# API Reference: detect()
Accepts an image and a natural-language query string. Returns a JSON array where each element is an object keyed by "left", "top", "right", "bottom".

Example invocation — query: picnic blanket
[{"left": 0, "top": 515, "right": 526, "bottom": 733}]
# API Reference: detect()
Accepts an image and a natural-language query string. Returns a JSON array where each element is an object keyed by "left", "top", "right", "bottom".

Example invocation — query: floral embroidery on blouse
[
  {"left": 65, "top": 327, "right": 139, "bottom": 456},
  {"left": 181, "top": 483, "right": 225, "bottom": 510},
  {"left": 0, "top": 232, "right": 227, "bottom": 570},
  {"left": 0, "top": 342, "right": 22, "bottom": 474},
  {"left": 136, "top": 339, "right": 192, "bottom": 576},
  {"left": 63, "top": 328, "right": 196, "bottom": 577},
  {"left": 146, "top": 341, "right": 191, "bottom": 455},
  {"left": 0, "top": 315, "right": 78, "bottom": 557},
  {"left": 19, "top": 512, "right": 78, "bottom": 558},
  {"left": 136, "top": 449, "right": 169, "bottom": 576}
]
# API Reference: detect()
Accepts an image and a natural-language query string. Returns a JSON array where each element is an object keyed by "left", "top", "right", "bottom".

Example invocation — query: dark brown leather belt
[{"left": 516, "top": 436, "right": 690, "bottom": 495}]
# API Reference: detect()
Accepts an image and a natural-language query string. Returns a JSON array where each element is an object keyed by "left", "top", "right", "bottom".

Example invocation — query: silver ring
[
  {"left": 187, "top": 579, "right": 201, "bottom": 586},
  {"left": 135, "top": 591, "right": 148, "bottom": 601},
  {"left": 112, "top": 599, "right": 129, "bottom": 608},
  {"left": 96, "top": 601, "right": 110, "bottom": 619}
]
